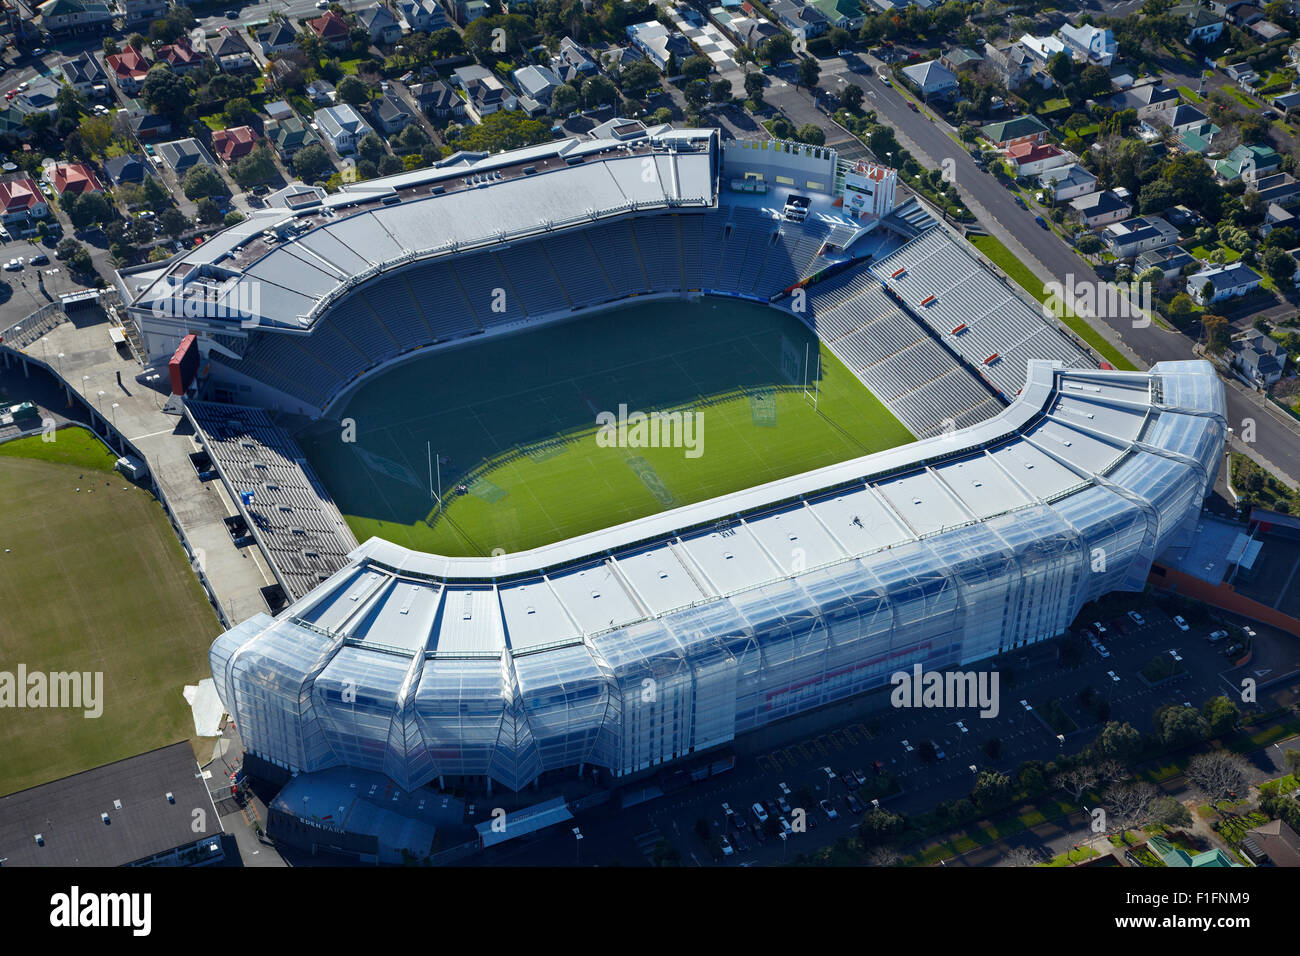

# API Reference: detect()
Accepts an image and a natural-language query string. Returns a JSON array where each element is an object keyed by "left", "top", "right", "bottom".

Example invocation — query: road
[{"left": 762, "top": 52, "right": 1300, "bottom": 484}]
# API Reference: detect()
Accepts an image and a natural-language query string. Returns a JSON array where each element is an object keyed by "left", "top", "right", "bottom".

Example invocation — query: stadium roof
[
  {"left": 122, "top": 132, "right": 719, "bottom": 334},
  {"left": 0, "top": 742, "right": 223, "bottom": 867},
  {"left": 249, "top": 360, "right": 1221, "bottom": 654}
]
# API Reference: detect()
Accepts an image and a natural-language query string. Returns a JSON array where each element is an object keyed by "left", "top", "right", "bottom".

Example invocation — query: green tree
[
  {"left": 357, "top": 131, "right": 386, "bottom": 165},
  {"left": 160, "top": 206, "right": 189, "bottom": 238},
  {"left": 1047, "top": 50, "right": 1073, "bottom": 86},
  {"left": 182, "top": 164, "right": 229, "bottom": 200},
  {"left": 141, "top": 64, "right": 194, "bottom": 119},
  {"left": 229, "top": 147, "right": 278, "bottom": 189},
  {"left": 1091, "top": 721, "right": 1142, "bottom": 762},
  {"left": 797, "top": 56, "right": 821, "bottom": 90},
  {"left": 795, "top": 122, "right": 825, "bottom": 145},
  {"left": 551, "top": 83, "right": 580, "bottom": 115},
  {"left": 760, "top": 34, "right": 793, "bottom": 64},
  {"left": 1201, "top": 695, "right": 1241, "bottom": 736},
  {"left": 61, "top": 191, "right": 114, "bottom": 229},
  {"left": 619, "top": 60, "right": 660, "bottom": 96},
  {"left": 196, "top": 196, "right": 224, "bottom": 225},
  {"left": 710, "top": 79, "right": 732, "bottom": 103},
  {"left": 581, "top": 75, "right": 617, "bottom": 108},
  {"left": 1153, "top": 703, "right": 1210, "bottom": 747},
  {"left": 292, "top": 143, "right": 331, "bottom": 182},
  {"left": 744, "top": 71, "right": 765, "bottom": 103},
  {"left": 453, "top": 109, "right": 550, "bottom": 153},
  {"left": 1203, "top": 312, "right": 1231, "bottom": 353},
  {"left": 682, "top": 55, "right": 712, "bottom": 82},
  {"left": 841, "top": 83, "right": 864, "bottom": 111},
  {"left": 223, "top": 97, "right": 257, "bottom": 127},
  {"left": 971, "top": 770, "right": 1013, "bottom": 809},
  {"left": 1262, "top": 244, "right": 1295, "bottom": 289},
  {"left": 336, "top": 75, "right": 369, "bottom": 106}
]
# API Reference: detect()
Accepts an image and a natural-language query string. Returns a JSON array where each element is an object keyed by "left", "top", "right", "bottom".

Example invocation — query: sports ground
[
  {"left": 0, "top": 428, "right": 223, "bottom": 796},
  {"left": 298, "top": 298, "right": 916, "bottom": 556}
]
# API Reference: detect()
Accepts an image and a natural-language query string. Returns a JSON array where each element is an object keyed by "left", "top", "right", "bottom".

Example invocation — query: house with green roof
[
  {"left": 982, "top": 114, "right": 1050, "bottom": 149},
  {"left": 1179, "top": 122, "right": 1221, "bottom": 154},
  {"left": 266, "top": 117, "right": 320, "bottom": 162},
  {"left": 1148, "top": 835, "right": 1242, "bottom": 867},
  {"left": 1214, "top": 143, "right": 1280, "bottom": 184},
  {"left": 809, "top": 0, "right": 865, "bottom": 29},
  {"left": 941, "top": 47, "right": 984, "bottom": 72},
  {"left": 36, "top": 0, "right": 113, "bottom": 31}
]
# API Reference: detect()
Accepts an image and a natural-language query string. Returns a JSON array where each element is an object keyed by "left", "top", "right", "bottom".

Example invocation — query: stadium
[{"left": 116, "top": 125, "right": 1227, "bottom": 795}]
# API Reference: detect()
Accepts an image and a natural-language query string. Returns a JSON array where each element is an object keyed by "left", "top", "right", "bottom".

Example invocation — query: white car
[
  {"left": 1169, "top": 649, "right": 1183, "bottom": 662},
  {"left": 1243, "top": 625, "right": 1257, "bottom": 638},
  {"left": 1207, "top": 630, "right": 1228, "bottom": 643},
  {"left": 1093, "top": 621, "right": 1107, "bottom": 635},
  {"left": 1094, "top": 644, "right": 1110, "bottom": 659},
  {"left": 1106, "top": 670, "right": 1120, "bottom": 682},
  {"left": 819, "top": 799, "right": 838, "bottom": 820},
  {"left": 719, "top": 834, "right": 734, "bottom": 856},
  {"left": 1128, "top": 611, "right": 1145, "bottom": 625},
  {"left": 1173, "top": 615, "right": 1189, "bottom": 632},
  {"left": 3, "top": 258, "right": 21, "bottom": 270},
  {"left": 1020, "top": 699, "right": 1032, "bottom": 712},
  {"left": 901, "top": 739, "right": 914, "bottom": 753},
  {"left": 955, "top": 720, "right": 968, "bottom": 733},
  {"left": 751, "top": 802, "right": 768, "bottom": 825}
]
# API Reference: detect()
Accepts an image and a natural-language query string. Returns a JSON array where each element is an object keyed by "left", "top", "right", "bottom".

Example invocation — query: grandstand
[
  {"left": 185, "top": 401, "right": 357, "bottom": 598},
  {"left": 210, "top": 360, "right": 1227, "bottom": 793}
]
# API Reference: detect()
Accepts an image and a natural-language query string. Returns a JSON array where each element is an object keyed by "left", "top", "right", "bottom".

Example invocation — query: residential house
[
  {"left": 398, "top": 0, "right": 450, "bottom": 31},
  {"left": 1242, "top": 818, "right": 1300, "bottom": 866},
  {"left": 1104, "top": 215, "right": 1180, "bottom": 258},
  {"left": 450, "top": 0, "right": 488, "bottom": 25},
  {"left": 1180, "top": 120, "right": 1221, "bottom": 153},
  {"left": 731, "top": 17, "right": 780, "bottom": 50},
  {"left": 555, "top": 36, "right": 599, "bottom": 84},
  {"left": 358, "top": 4, "right": 404, "bottom": 44},
  {"left": 118, "top": 0, "right": 167, "bottom": 24},
  {"left": 626, "top": 21, "right": 693, "bottom": 72},
  {"left": 1229, "top": 327, "right": 1288, "bottom": 385},
  {"left": 127, "top": 110, "right": 173, "bottom": 142},
  {"left": 61, "top": 50, "right": 108, "bottom": 95},
  {"left": 209, "top": 29, "right": 255, "bottom": 71},
  {"left": 14, "top": 76, "right": 62, "bottom": 114},
  {"left": 939, "top": 47, "right": 982, "bottom": 73},
  {"left": 264, "top": 100, "right": 295, "bottom": 122},
  {"left": 808, "top": 0, "right": 865, "bottom": 30},
  {"left": 1174, "top": 2, "right": 1227, "bottom": 44},
  {"left": 1263, "top": 202, "right": 1296, "bottom": 236},
  {"left": 316, "top": 104, "right": 374, "bottom": 153},
  {"left": 1070, "top": 188, "right": 1133, "bottom": 228},
  {"left": 212, "top": 125, "right": 258, "bottom": 163},
  {"left": 1057, "top": 23, "right": 1117, "bottom": 66},
  {"left": 105, "top": 44, "right": 150, "bottom": 94},
  {"left": 103, "top": 153, "right": 148, "bottom": 186},
  {"left": 1187, "top": 262, "right": 1263, "bottom": 304},
  {"left": 157, "top": 138, "right": 217, "bottom": 176},
  {"left": 1038, "top": 163, "right": 1097, "bottom": 201},
  {"left": 1215, "top": 143, "right": 1280, "bottom": 183},
  {"left": 767, "top": 0, "right": 829, "bottom": 42},
  {"left": 370, "top": 92, "right": 411, "bottom": 134},
  {"left": 1018, "top": 33, "right": 1070, "bottom": 66},
  {"left": 0, "top": 109, "right": 34, "bottom": 140},
  {"left": 1006, "top": 142, "right": 1070, "bottom": 178},
  {"left": 36, "top": 0, "right": 112, "bottom": 32},
  {"left": 1147, "top": 834, "right": 1240, "bottom": 867},
  {"left": 47, "top": 162, "right": 104, "bottom": 195},
  {"left": 306, "top": 79, "right": 336, "bottom": 105},
  {"left": 155, "top": 37, "right": 205, "bottom": 74},
  {"left": 1151, "top": 103, "right": 1210, "bottom": 136},
  {"left": 1275, "top": 90, "right": 1300, "bottom": 115},
  {"left": 1111, "top": 84, "right": 1180, "bottom": 119},
  {"left": 984, "top": 44, "right": 1034, "bottom": 91},
  {"left": 410, "top": 80, "right": 464, "bottom": 119},
  {"left": 453, "top": 65, "right": 517, "bottom": 121},
  {"left": 0, "top": 177, "right": 48, "bottom": 226},
  {"left": 256, "top": 19, "right": 298, "bottom": 56},
  {"left": 601, "top": 46, "right": 646, "bottom": 72},
  {"left": 513, "top": 64, "right": 563, "bottom": 117},
  {"left": 265, "top": 116, "right": 320, "bottom": 161},
  {"left": 1224, "top": 61, "right": 1259, "bottom": 85},
  {"left": 1256, "top": 172, "right": 1300, "bottom": 205},
  {"left": 1135, "top": 244, "right": 1195, "bottom": 281},
  {"left": 900, "top": 60, "right": 959, "bottom": 99},
  {"left": 981, "top": 115, "right": 1050, "bottom": 149},
  {"left": 1251, "top": 19, "right": 1289, "bottom": 42},
  {"left": 309, "top": 10, "right": 352, "bottom": 52}
]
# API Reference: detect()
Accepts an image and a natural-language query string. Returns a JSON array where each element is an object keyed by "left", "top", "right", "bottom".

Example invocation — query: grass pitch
[
  {"left": 0, "top": 428, "right": 223, "bottom": 796},
  {"left": 299, "top": 298, "right": 915, "bottom": 556}
]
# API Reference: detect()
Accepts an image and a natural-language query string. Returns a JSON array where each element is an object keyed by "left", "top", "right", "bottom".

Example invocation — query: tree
[
  {"left": 1150, "top": 796, "right": 1191, "bottom": 829},
  {"left": 859, "top": 807, "right": 906, "bottom": 846},
  {"left": 1186, "top": 751, "right": 1249, "bottom": 808},
  {"left": 710, "top": 79, "right": 732, "bottom": 103},
  {"left": 1076, "top": 233, "right": 1104, "bottom": 256},
  {"left": 1047, "top": 50, "right": 1073, "bottom": 86},
  {"left": 223, "top": 97, "right": 256, "bottom": 127},
  {"left": 1153, "top": 703, "right": 1210, "bottom": 747},
  {"left": 551, "top": 83, "right": 580, "bottom": 116},
  {"left": 841, "top": 84, "right": 864, "bottom": 111},
  {"left": 1091, "top": 721, "right": 1142, "bottom": 762},
  {"left": 452, "top": 109, "right": 550, "bottom": 153},
  {"left": 682, "top": 55, "right": 712, "bottom": 82},
  {"left": 795, "top": 123, "right": 825, "bottom": 146},
  {"left": 291, "top": 143, "right": 330, "bottom": 182},
  {"left": 744, "top": 71, "right": 765, "bottom": 104},
  {"left": 665, "top": 51, "right": 679, "bottom": 79},
  {"left": 160, "top": 207, "right": 189, "bottom": 238},
  {"left": 229, "top": 147, "right": 278, "bottom": 189},
  {"left": 1202, "top": 312, "right": 1231, "bottom": 354},
  {"left": 760, "top": 34, "right": 793, "bottom": 65},
  {"left": 378, "top": 153, "right": 403, "bottom": 176},
  {"left": 78, "top": 114, "right": 114, "bottom": 156},
  {"left": 61, "top": 191, "right": 114, "bottom": 230},
  {"left": 1262, "top": 245, "right": 1295, "bottom": 289},
  {"left": 1168, "top": 292, "right": 1196, "bottom": 325},
  {"left": 337, "top": 75, "right": 369, "bottom": 107},
  {"left": 196, "top": 197, "right": 224, "bottom": 225},
  {"left": 1104, "top": 781, "right": 1157, "bottom": 842},
  {"left": 1055, "top": 764, "right": 1099, "bottom": 801},
  {"left": 581, "top": 75, "right": 617, "bottom": 108},
  {"left": 141, "top": 65, "right": 193, "bottom": 120},
  {"left": 182, "top": 164, "right": 228, "bottom": 200},
  {"left": 798, "top": 56, "right": 821, "bottom": 90},
  {"left": 683, "top": 79, "right": 707, "bottom": 109},
  {"left": 971, "top": 770, "right": 1013, "bottom": 809}
]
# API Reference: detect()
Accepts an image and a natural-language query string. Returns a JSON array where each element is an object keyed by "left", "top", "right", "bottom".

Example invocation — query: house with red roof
[
  {"left": 48, "top": 162, "right": 105, "bottom": 196},
  {"left": 212, "top": 125, "right": 258, "bottom": 163},
  {"left": 105, "top": 44, "right": 150, "bottom": 94},
  {"left": 0, "top": 177, "right": 49, "bottom": 226},
  {"left": 309, "top": 9, "right": 352, "bottom": 51},
  {"left": 155, "top": 37, "right": 206, "bottom": 73},
  {"left": 1005, "top": 141, "right": 1071, "bottom": 178}
]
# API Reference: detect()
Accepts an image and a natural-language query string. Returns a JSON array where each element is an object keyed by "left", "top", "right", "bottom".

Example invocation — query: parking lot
[{"left": 630, "top": 602, "right": 1276, "bottom": 866}]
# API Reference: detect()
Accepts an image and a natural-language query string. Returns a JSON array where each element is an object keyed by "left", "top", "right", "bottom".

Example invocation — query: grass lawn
[
  {"left": 1042, "top": 845, "right": 1102, "bottom": 866},
  {"left": 1189, "top": 243, "right": 1241, "bottom": 263},
  {"left": 299, "top": 299, "right": 915, "bottom": 556},
  {"left": 968, "top": 233, "right": 1138, "bottom": 371},
  {"left": 199, "top": 113, "right": 225, "bottom": 132},
  {"left": 1178, "top": 86, "right": 1203, "bottom": 103},
  {"left": 0, "top": 427, "right": 223, "bottom": 796},
  {"left": 1227, "top": 87, "right": 1262, "bottom": 109}
]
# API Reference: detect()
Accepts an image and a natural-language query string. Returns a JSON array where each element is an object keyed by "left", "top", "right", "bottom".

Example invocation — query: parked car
[
  {"left": 1225, "top": 643, "right": 1245, "bottom": 657},
  {"left": 1207, "top": 629, "right": 1228, "bottom": 643},
  {"left": 819, "top": 798, "right": 838, "bottom": 820},
  {"left": 907, "top": 100, "right": 918, "bottom": 111},
  {"left": 1034, "top": 215, "right": 1048, "bottom": 229},
  {"left": 845, "top": 793, "right": 864, "bottom": 815},
  {"left": 1013, "top": 195, "right": 1026, "bottom": 209},
  {"left": 3, "top": 258, "right": 21, "bottom": 270},
  {"left": 1128, "top": 610, "right": 1145, "bottom": 625},
  {"left": 1094, "top": 644, "right": 1110, "bottom": 658},
  {"left": 853, "top": 768, "right": 867, "bottom": 786},
  {"left": 1173, "top": 615, "right": 1189, "bottom": 632},
  {"left": 751, "top": 802, "right": 768, "bottom": 826},
  {"left": 719, "top": 834, "right": 734, "bottom": 856},
  {"left": 29, "top": 252, "right": 48, "bottom": 265}
]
